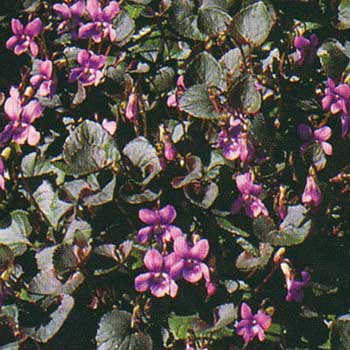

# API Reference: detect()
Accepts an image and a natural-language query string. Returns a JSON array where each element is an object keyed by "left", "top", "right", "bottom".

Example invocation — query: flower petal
[
  {"left": 183, "top": 264, "right": 202, "bottom": 283},
  {"left": 144, "top": 249, "right": 163, "bottom": 272},
  {"left": 297, "top": 123, "right": 312, "bottom": 141},
  {"left": 159, "top": 205, "right": 176, "bottom": 224},
  {"left": 138, "top": 208, "right": 159, "bottom": 225},
  {"left": 102, "top": 1, "right": 120, "bottom": 22},
  {"left": 190, "top": 239, "right": 209, "bottom": 261},
  {"left": 314, "top": 126, "right": 331, "bottom": 142},
  {"left": 173, "top": 236, "right": 190, "bottom": 256},
  {"left": 135, "top": 272, "right": 151, "bottom": 292},
  {"left": 137, "top": 226, "right": 152, "bottom": 244},
  {"left": 27, "top": 125, "right": 40, "bottom": 146},
  {"left": 241, "top": 303, "right": 253, "bottom": 319},
  {"left": 25, "top": 18, "right": 42, "bottom": 36},
  {"left": 22, "top": 100, "right": 43, "bottom": 123}
]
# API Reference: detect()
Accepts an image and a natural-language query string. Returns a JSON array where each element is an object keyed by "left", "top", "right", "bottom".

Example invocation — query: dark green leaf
[
  {"left": 236, "top": 242, "right": 273, "bottom": 271},
  {"left": 337, "top": 0, "right": 350, "bottom": 30},
  {"left": 228, "top": 74, "right": 261, "bottom": 114},
  {"left": 171, "top": 155, "right": 202, "bottom": 188},
  {"left": 179, "top": 84, "right": 220, "bottom": 119},
  {"left": 63, "top": 120, "right": 120, "bottom": 176},
  {"left": 185, "top": 52, "right": 223, "bottom": 87},
  {"left": 198, "top": 6, "right": 231, "bottom": 37},
  {"left": 317, "top": 40, "right": 349, "bottom": 80},
  {"left": 210, "top": 303, "right": 238, "bottom": 331},
  {"left": 0, "top": 244, "right": 14, "bottom": 272},
  {"left": 53, "top": 244, "right": 79, "bottom": 275},
  {"left": 83, "top": 176, "right": 116, "bottom": 207},
  {"left": 113, "top": 11, "right": 135, "bottom": 44},
  {"left": 184, "top": 182, "right": 219, "bottom": 209},
  {"left": 26, "top": 295, "right": 75, "bottom": 343},
  {"left": 122, "top": 137, "right": 162, "bottom": 186},
  {"left": 229, "top": 1, "right": 273, "bottom": 47},
  {"left": 215, "top": 217, "right": 250, "bottom": 237},
  {"left": 28, "top": 269, "right": 62, "bottom": 295},
  {"left": 331, "top": 314, "right": 350, "bottom": 350},
  {"left": 33, "top": 181, "right": 73, "bottom": 230},
  {"left": 120, "top": 187, "right": 162, "bottom": 204},
  {"left": 150, "top": 67, "right": 175, "bottom": 93}
]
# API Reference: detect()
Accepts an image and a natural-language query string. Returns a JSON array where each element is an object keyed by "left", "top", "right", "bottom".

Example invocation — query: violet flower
[
  {"left": 134, "top": 249, "right": 178, "bottom": 298},
  {"left": 125, "top": 93, "right": 138, "bottom": 122},
  {"left": 302, "top": 175, "right": 322, "bottom": 207},
  {"left": 218, "top": 117, "right": 254, "bottom": 163},
  {"left": 0, "top": 87, "right": 43, "bottom": 146},
  {"left": 293, "top": 34, "right": 318, "bottom": 65},
  {"left": 137, "top": 205, "right": 182, "bottom": 244},
  {"left": 164, "top": 138, "right": 177, "bottom": 161},
  {"left": 286, "top": 271, "right": 311, "bottom": 302},
  {"left": 236, "top": 303, "right": 271, "bottom": 344},
  {"left": 297, "top": 123, "right": 332, "bottom": 156},
  {"left": 68, "top": 50, "right": 106, "bottom": 87},
  {"left": 167, "top": 76, "right": 185, "bottom": 108},
  {"left": 30, "top": 60, "right": 56, "bottom": 97},
  {"left": 322, "top": 79, "right": 350, "bottom": 138},
  {"left": 0, "top": 158, "right": 5, "bottom": 191},
  {"left": 232, "top": 172, "right": 268, "bottom": 219},
  {"left": 170, "top": 236, "right": 215, "bottom": 296},
  {"left": 53, "top": 1, "right": 85, "bottom": 39},
  {"left": 6, "top": 18, "right": 42, "bottom": 57},
  {"left": 78, "top": 0, "right": 120, "bottom": 43},
  {"left": 322, "top": 79, "right": 350, "bottom": 115}
]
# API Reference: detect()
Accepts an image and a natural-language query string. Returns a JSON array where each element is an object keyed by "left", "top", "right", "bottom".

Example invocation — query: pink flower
[
  {"left": 293, "top": 34, "right": 318, "bottom": 65},
  {"left": 6, "top": 18, "right": 42, "bottom": 57},
  {"left": 102, "top": 119, "right": 116, "bottom": 135},
  {"left": 78, "top": 0, "right": 120, "bottom": 43},
  {"left": 68, "top": 50, "right": 107, "bottom": 87},
  {"left": 302, "top": 175, "right": 322, "bottom": 207},
  {"left": 164, "top": 139, "right": 177, "bottom": 161},
  {"left": 297, "top": 123, "right": 332, "bottom": 156},
  {"left": 218, "top": 117, "right": 254, "bottom": 163},
  {"left": 0, "top": 87, "right": 43, "bottom": 146},
  {"left": 135, "top": 249, "right": 178, "bottom": 298},
  {"left": 170, "top": 236, "right": 215, "bottom": 296},
  {"left": 232, "top": 172, "right": 268, "bottom": 218},
  {"left": 0, "top": 158, "right": 5, "bottom": 191},
  {"left": 137, "top": 205, "right": 182, "bottom": 244},
  {"left": 236, "top": 303, "right": 271, "bottom": 344},
  {"left": 53, "top": 1, "right": 85, "bottom": 39},
  {"left": 30, "top": 60, "right": 56, "bottom": 97},
  {"left": 125, "top": 93, "right": 138, "bottom": 122},
  {"left": 167, "top": 76, "right": 185, "bottom": 108}
]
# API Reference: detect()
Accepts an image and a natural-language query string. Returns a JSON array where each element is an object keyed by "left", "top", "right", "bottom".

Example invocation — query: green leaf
[
  {"left": 33, "top": 181, "right": 73, "bottom": 230},
  {"left": 215, "top": 217, "right": 250, "bottom": 237},
  {"left": 63, "top": 120, "right": 120, "bottom": 176},
  {"left": 113, "top": 11, "right": 135, "bottom": 44},
  {"left": 64, "top": 219, "right": 92, "bottom": 246},
  {"left": 168, "top": 313, "right": 203, "bottom": 340},
  {"left": 0, "top": 244, "right": 14, "bottom": 272},
  {"left": 303, "top": 142, "right": 327, "bottom": 172},
  {"left": 0, "top": 210, "right": 32, "bottom": 256},
  {"left": 317, "top": 40, "right": 349, "bottom": 80},
  {"left": 25, "top": 294, "right": 75, "bottom": 343},
  {"left": 331, "top": 314, "right": 350, "bottom": 350},
  {"left": 229, "top": 1, "right": 273, "bottom": 47},
  {"left": 210, "top": 303, "right": 237, "bottom": 331},
  {"left": 236, "top": 242, "right": 273, "bottom": 271},
  {"left": 150, "top": 66, "right": 175, "bottom": 93},
  {"left": 184, "top": 181, "right": 219, "bottom": 209},
  {"left": 53, "top": 244, "right": 79, "bottom": 276},
  {"left": 28, "top": 269, "right": 62, "bottom": 295},
  {"left": 171, "top": 155, "right": 202, "bottom": 188},
  {"left": 179, "top": 84, "right": 220, "bottom": 119},
  {"left": 0, "top": 343, "right": 19, "bottom": 350},
  {"left": 83, "top": 176, "right": 116, "bottom": 207},
  {"left": 96, "top": 310, "right": 152, "bottom": 350},
  {"left": 337, "top": 0, "right": 350, "bottom": 30},
  {"left": 185, "top": 52, "right": 223, "bottom": 87},
  {"left": 228, "top": 74, "right": 261, "bottom": 114},
  {"left": 21, "top": 152, "right": 65, "bottom": 185},
  {"left": 254, "top": 205, "right": 311, "bottom": 246},
  {"left": 198, "top": 6, "right": 231, "bottom": 37},
  {"left": 219, "top": 48, "right": 245, "bottom": 79},
  {"left": 120, "top": 187, "right": 162, "bottom": 204},
  {"left": 122, "top": 137, "right": 162, "bottom": 186},
  {"left": 169, "top": 0, "right": 207, "bottom": 41}
]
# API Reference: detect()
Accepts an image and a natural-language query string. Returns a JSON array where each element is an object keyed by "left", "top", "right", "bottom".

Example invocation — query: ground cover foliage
[{"left": 1, "top": 0, "right": 350, "bottom": 349}]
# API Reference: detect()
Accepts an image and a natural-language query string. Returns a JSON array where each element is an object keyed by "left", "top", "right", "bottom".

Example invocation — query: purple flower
[
  {"left": 53, "top": 1, "right": 85, "bottom": 39},
  {"left": 137, "top": 205, "right": 182, "bottom": 244},
  {"left": 0, "top": 87, "right": 43, "bottom": 146},
  {"left": 322, "top": 79, "right": 350, "bottom": 138},
  {"left": 167, "top": 76, "right": 185, "bottom": 108},
  {"left": 302, "top": 175, "right": 322, "bottom": 207},
  {"left": 0, "top": 158, "right": 5, "bottom": 191},
  {"left": 164, "top": 138, "right": 177, "bottom": 161},
  {"left": 297, "top": 123, "right": 333, "bottom": 156},
  {"left": 78, "top": 0, "right": 120, "bottom": 43},
  {"left": 68, "top": 50, "right": 106, "bottom": 87},
  {"left": 236, "top": 303, "right": 271, "bottom": 344},
  {"left": 125, "top": 93, "right": 138, "bottom": 122},
  {"left": 30, "top": 60, "right": 56, "bottom": 97},
  {"left": 102, "top": 119, "right": 116, "bottom": 135},
  {"left": 170, "top": 236, "right": 215, "bottom": 296},
  {"left": 6, "top": 18, "right": 42, "bottom": 57},
  {"left": 135, "top": 249, "right": 178, "bottom": 298},
  {"left": 232, "top": 172, "right": 268, "bottom": 218},
  {"left": 218, "top": 117, "right": 254, "bottom": 163},
  {"left": 293, "top": 34, "right": 318, "bottom": 65},
  {"left": 286, "top": 271, "right": 311, "bottom": 302}
]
